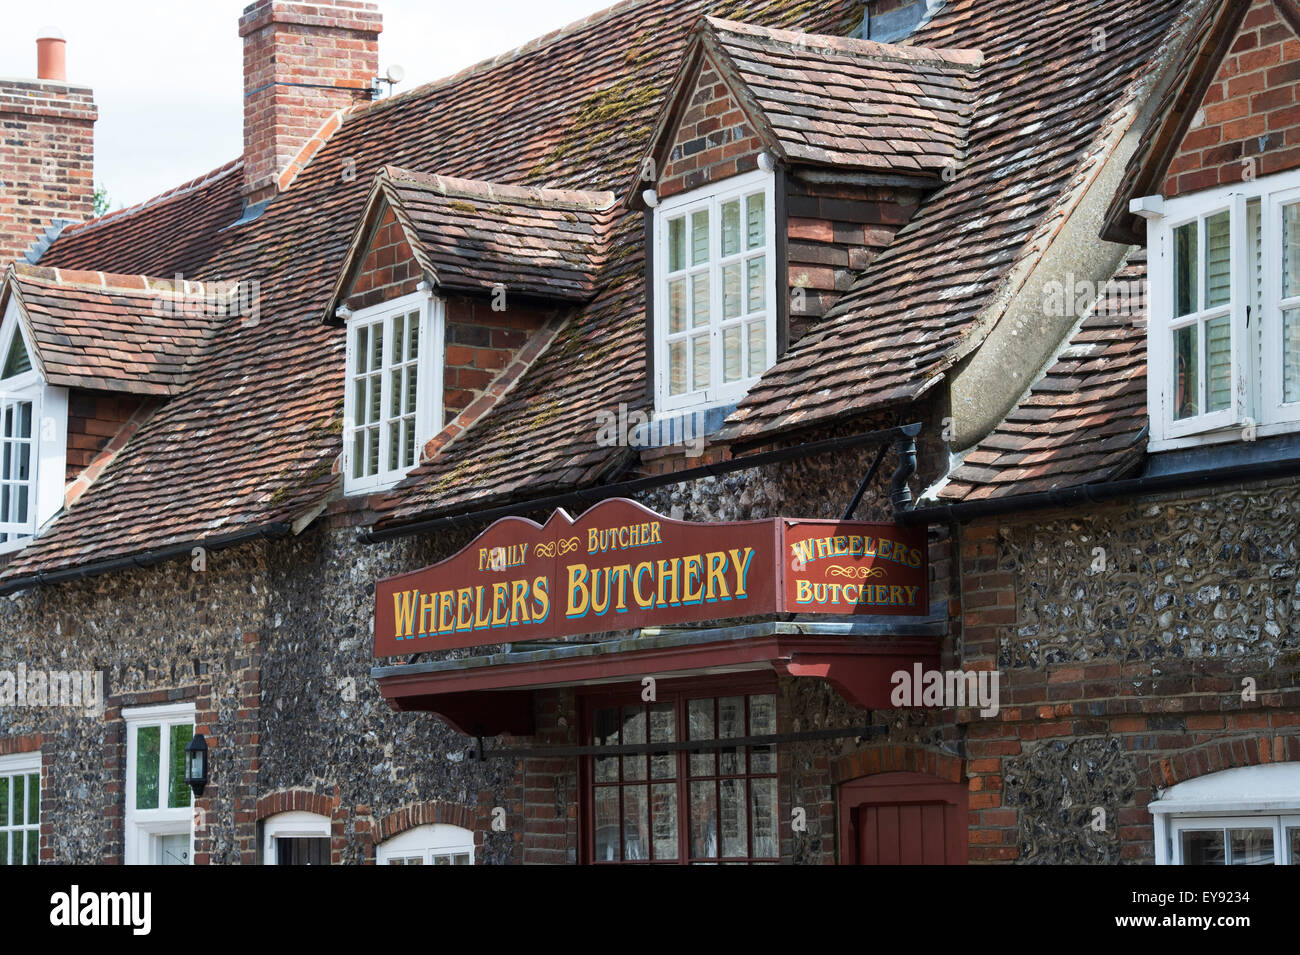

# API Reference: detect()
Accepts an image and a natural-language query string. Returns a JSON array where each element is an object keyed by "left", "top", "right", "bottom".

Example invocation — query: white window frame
[
  {"left": 342, "top": 288, "right": 444, "bottom": 495},
  {"left": 0, "top": 751, "right": 41, "bottom": 865},
  {"left": 0, "top": 297, "right": 66, "bottom": 553},
  {"left": 123, "top": 702, "right": 195, "bottom": 866},
  {"left": 653, "top": 168, "right": 778, "bottom": 414},
  {"left": 375, "top": 823, "right": 475, "bottom": 865},
  {"left": 262, "top": 810, "right": 331, "bottom": 865},
  {"left": 1150, "top": 763, "right": 1300, "bottom": 865},
  {"left": 1147, "top": 169, "right": 1300, "bottom": 450}
]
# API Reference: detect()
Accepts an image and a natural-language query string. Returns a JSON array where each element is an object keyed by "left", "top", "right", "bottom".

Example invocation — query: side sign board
[{"left": 373, "top": 499, "right": 927, "bottom": 658}]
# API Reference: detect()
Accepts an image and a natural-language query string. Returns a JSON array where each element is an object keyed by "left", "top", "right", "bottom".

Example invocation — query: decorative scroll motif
[
  {"left": 535, "top": 537, "right": 581, "bottom": 558},
  {"left": 825, "top": 565, "right": 887, "bottom": 580}
]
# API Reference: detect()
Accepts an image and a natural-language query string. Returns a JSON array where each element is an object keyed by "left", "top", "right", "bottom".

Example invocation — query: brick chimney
[
  {"left": 0, "top": 29, "right": 97, "bottom": 265},
  {"left": 239, "top": 0, "right": 382, "bottom": 205}
]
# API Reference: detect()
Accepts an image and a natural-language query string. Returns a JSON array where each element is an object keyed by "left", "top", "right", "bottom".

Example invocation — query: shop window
[
  {"left": 376, "top": 823, "right": 474, "bottom": 865},
  {"left": 653, "top": 169, "right": 777, "bottom": 413},
  {"left": 1145, "top": 170, "right": 1300, "bottom": 449},
  {"left": 123, "top": 702, "right": 194, "bottom": 865},
  {"left": 0, "top": 751, "right": 41, "bottom": 865},
  {"left": 1150, "top": 763, "right": 1300, "bottom": 864},
  {"left": 584, "top": 684, "right": 778, "bottom": 864},
  {"left": 343, "top": 289, "right": 444, "bottom": 495},
  {"left": 262, "top": 811, "right": 331, "bottom": 865},
  {"left": 0, "top": 300, "right": 67, "bottom": 553}
]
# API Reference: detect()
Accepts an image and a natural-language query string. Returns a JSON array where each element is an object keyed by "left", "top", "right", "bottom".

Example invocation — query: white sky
[{"left": 0, "top": 0, "right": 615, "bottom": 210}]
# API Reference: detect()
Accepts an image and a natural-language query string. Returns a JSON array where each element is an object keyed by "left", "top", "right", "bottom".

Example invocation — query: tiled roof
[
  {"left": 2, "top": 0, "right": 867, "bottom": 581},
  {"left": 935, "top": 253, "right": 1149, "bottom": 503},
  {"left": 695, "top": 17, "right": 980, "bottom": 178},
  {"left": 2, "top": 264, "right": 217, "bottom": 396},
  {"left": 717, "top": 0, "right": 1186, "bottom": 443},
  {"left": 328, "top": 166, "right": 617, "bottom": 316}
]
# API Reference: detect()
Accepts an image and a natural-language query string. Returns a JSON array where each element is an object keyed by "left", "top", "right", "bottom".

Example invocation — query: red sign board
[{"left": 373, "top": 499, "right": 927, "bottom": 658}]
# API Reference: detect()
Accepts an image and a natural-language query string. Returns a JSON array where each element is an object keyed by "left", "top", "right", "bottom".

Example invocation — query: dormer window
[
  {"left": 0, "top": 304, "right": 65, "bottom": 553},
  {"left": 653, "top": 169, "right": 776, "bottom": 412},
  {"left": 342, "top": 289, "right": 443, "bottom": 495},
  {"left": 1147, "top": 170, "right": 1300, "bottom": 449}
]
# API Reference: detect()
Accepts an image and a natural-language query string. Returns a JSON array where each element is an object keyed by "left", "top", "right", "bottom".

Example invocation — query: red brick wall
[
  {"left": 65, "top": 392, "right": 151, "bottom": 482},
  {"left": 239, "top": 0, "right": 381, "bottom": 202},
  {"left": 0, "top": 79, "right": 96, "bottom": 265},
  {"left": 1163, "top": 0, "right": 1300, "bottom": 195},
  {"left": 657, "top": 58, "right": 766, "bottom": 200},
  {"left": 519, "top": 688, "right": 579, "bottom": 865},
  {"left": 344, "top": 207, "right": 422, "bottom": 312},
  {"left": 443, "top": 296, "right": 548, "bottom": 424},
  {"left": 786, "top": 179, "right": 922, "bottom": 334}
]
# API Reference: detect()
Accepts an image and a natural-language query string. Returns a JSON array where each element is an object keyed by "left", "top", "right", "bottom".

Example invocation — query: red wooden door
[{"left": 840, "top": 771, "right": 967, "bottom": 865}]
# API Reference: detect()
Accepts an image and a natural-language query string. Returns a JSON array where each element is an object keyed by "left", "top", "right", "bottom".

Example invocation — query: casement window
[
  {"left": 1150, "top": 764, "right": 1300, "bottom": 865},
  {"left": 1146, "top": 171, "right": 1300, "bottom": 448},
  {"left": 262, "top": 811, "right": 331, "bottom": 865},
  {"left": 583, "top": 682, "right": 779, "bottom": 864},
  {"left": 342, "top": 289, "right": 444, "bottom": 495},
  {"left": 0, "top": 751, "right": 41, "bottom": 866},
  {"left": 653, "top": 169, "right": 778, "bottom": 412},
  {"left": 0, "top": 300, "right": 66, "bottom": 553},
  {"left": 376, "top": 823, "right": 475, "bottom": 865},
  {"left": 123, "top": 702, "right": 195, "bottom": 865}
]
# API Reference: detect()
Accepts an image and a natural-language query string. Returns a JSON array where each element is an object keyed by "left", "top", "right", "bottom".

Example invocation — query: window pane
[
  {"left": 720, "top": 778, "right": 747, "bottom": 857},
  {"left": 623, "top": 785, "right": 649, "bottom": 861},
  {"left": 26, "top": 773, "right": 38, "bottom": 825},
  {"left": 748, "top": 320, "right": 767, "bottom": 381},
  {"left": 17, "top": 403, "right": 30, "bottom": 440},
  {"left": 404, "top": 366, "right": 417, "bottom": 415},
  {"left": 649, "top": 703, "right": 675, "bottom": 780},
  {"left": 1205, "top": 210, "right": 1231, "bottom": 308},
  {"left": 136, "top": 726, "right": 160, "bottom": 810},
  {"left": 722, "top": 263, "right": 742, "bottom": 319},
  {"left": 721, "top": 200, "right": 741, "bottom": 257},
  {"left": 1, "top": 333, "right": 31, "bottom": 379},
  {"left": 0, "top": 777, "right": 8, "bottom": 826},
  {"left": 749, "top": 694, "right": 776, "bottom": 774},
  {"left": 668, "top": 341, "right": 686, "bottom": 396},
  {"left": 1174, "top": 221, "right": 1198, "bottom": 318},
  {"left": 750, "top": 777, "right": 778, "bottom": 858},
  {"left": 1288, "top": 827, "right": 1300, "bottom": 864},
  {"left": 1181, "top": 829, "right": 1225, "bottom": 865},
  {"left": 12, "top": 775, "right": 23, "bottom": 825},
  {"left": 690, "top": 210, "right": 709, "bottom": 266},
  {"left": 367, "top": 425, "right": 379, "bottom": 476},
  {"left": 354, "top": 326, "right": 368, "bottom": 374},
  {"left": 688, "top": 699, "right": 714, "bottom": 777},
  {"left": 391, "top": 312, "right": 405, "bottom": 365},
  {"left": 1284, "top": 202, "right": 1300, "bottom": 298},
  {"left": 718, "top": 696, "right": 744, "bottom": 776},
  {"left": 651, "top": 783, "right": 678, "bottom": 860},
  {"left": 404, "top": 418, "right": 416, "bottom": 469},
  {"left": 1206, "top": 315, "right": 1231, "bottom": 413},
  {"left": 692, "top": 335, "right": 710, "bottom": 391},
  {"left": 746, "top": 193, "right": 766, "bottom": 249},
  {"left": 1173, "top": 324, "right": 1198, "bottom": 420},
  {"left": 593, "top": 708, "right": 619, "bottom": 783},
  {"left": 370, "top": 322, "right": 384, "bottom": 371},
  {"left": 689, "top": 781, "right": 717, "bottom": 859},
  {"left": 0, "top": 831, "right": 6, "bottom": 865},
  {"left": 352, "top": 430, "right": 365, "bottom": 480},
  {"left": 668, "top": 218, "right": 685, "bottom": 272},
  {"left": 593, "top": 788, "right": 620, "bottom": 862},
  {"left": 24, "top": 829, "right": 35, "bottom": 865},
  {"left": 388, "top": 421, "right": 400, "bottom": 472},
  {"left": 691, "top": 273, "right": 709, "bottom": 328},
  {"left": 168, "top": 724, "right": 193, "bottom": 809},
  {"left": 747, "top": 256, "right": 766, "bottom": 312},
  {"left": 407, "top": 313, "right": 419, "bottom": 361},
  {"left": 389, "top": 370, "right": 402, "bottom": 419},
  {"left": 1229, "top": 828, "right": 1273, "bottom": 865},
  {"left": 723, "top": 326, "right": 742, "bottom": 383},
  {"left": 622, "top": 706, "right": 646, "bottom": 782},
  {"left": 668, "top": 278, "right": 687, "bottom": 334}
]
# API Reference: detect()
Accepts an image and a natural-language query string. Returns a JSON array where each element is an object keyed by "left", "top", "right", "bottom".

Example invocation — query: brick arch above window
[
  {"left": 255, "top": 788, "right": 340, "bottom": 821},
  {"left": 375, "top": 800, "right": 482, "bottom": 843},
  {"left": 831, "top": 745, "right": 965, "bottom": 786},
  {"left": 1149, "top": 736, "right": 1300, "bottom": 790}
]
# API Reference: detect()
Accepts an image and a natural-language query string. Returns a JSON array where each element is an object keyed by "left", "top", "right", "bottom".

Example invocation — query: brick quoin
[{"left": 1163, "top": 0, "right": 1300, "bottom": 195}]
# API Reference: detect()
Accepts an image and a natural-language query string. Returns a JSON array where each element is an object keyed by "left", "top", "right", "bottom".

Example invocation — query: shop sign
[{"left": 374, "top": 498, "right": 927, "bottom": 658}]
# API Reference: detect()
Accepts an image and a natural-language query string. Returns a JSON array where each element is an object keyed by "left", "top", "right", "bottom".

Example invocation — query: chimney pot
[{"left": 36, "top": 29, "right": 67, "bottom": 82}]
